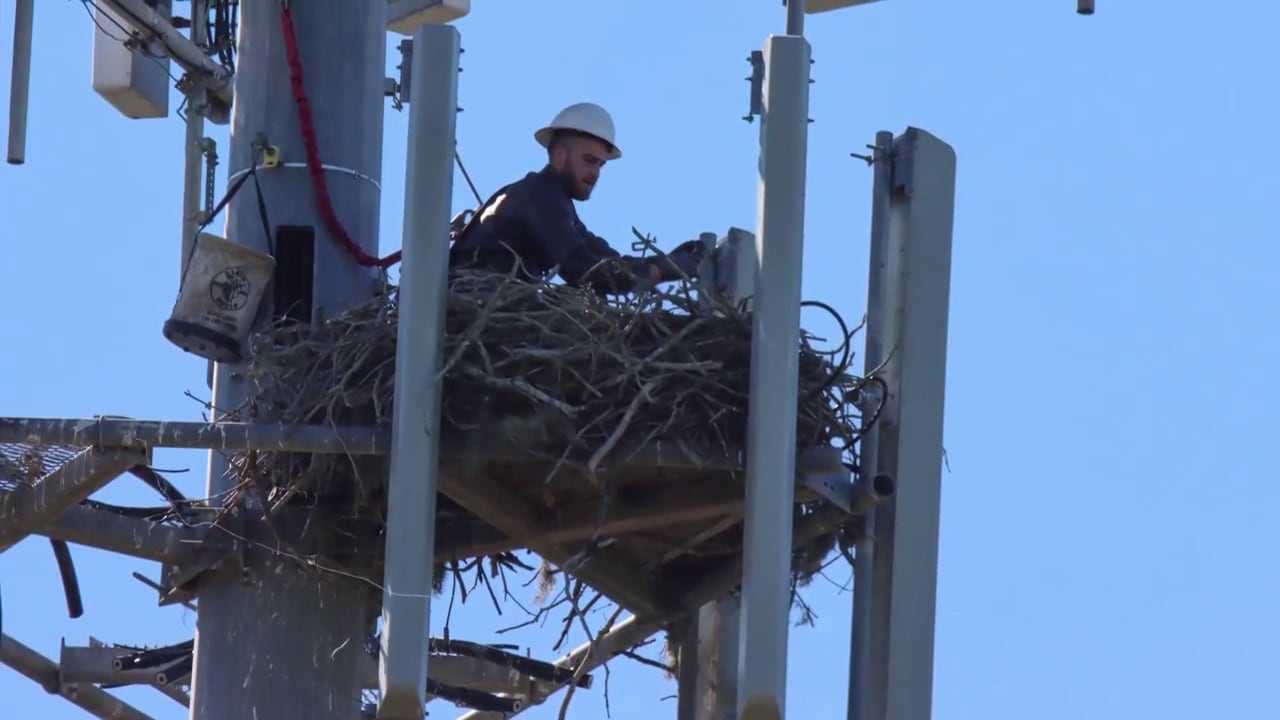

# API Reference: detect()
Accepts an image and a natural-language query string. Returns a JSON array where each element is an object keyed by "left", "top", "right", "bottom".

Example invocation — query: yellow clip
[{"left": 261, "top": 145, "right": 281, "bottom": 168}]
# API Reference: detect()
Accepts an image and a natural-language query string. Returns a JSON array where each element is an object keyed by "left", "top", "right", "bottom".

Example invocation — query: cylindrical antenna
[
  {"left": 1078, "top": 0, "right": 1095, "bottom": 15},
  {"left": 7, "top": 0, "right": 34, "bottom": 165}
]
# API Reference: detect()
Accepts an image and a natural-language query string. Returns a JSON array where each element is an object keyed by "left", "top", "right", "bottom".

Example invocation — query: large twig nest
[{"left": 233, "top": 268, "right": 867, "bottom": 504}]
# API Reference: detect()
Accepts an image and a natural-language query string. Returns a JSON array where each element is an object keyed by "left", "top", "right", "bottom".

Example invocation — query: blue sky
[{"left": 4, "top": 1, "right": 1279, "bottom": 718}]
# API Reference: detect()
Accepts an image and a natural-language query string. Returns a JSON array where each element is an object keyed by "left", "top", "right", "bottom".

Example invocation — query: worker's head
[
  {"left": 534, "top": 102, "right": 621, "bottom": 201},
  {"left": 546, "top": 130, "right": 613, "bottom": 201}
]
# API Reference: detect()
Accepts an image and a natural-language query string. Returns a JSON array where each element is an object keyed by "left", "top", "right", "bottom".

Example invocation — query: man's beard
[{"left": 555, "top": 165, "right": 592, "bottom": 201}]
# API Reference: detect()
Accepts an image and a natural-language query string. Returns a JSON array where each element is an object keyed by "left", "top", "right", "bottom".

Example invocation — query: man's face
[{"left": 552, "top": 134, "right": 612, "bottom": 201}]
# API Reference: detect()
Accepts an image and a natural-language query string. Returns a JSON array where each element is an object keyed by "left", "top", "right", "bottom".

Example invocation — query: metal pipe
[
  {"left": 7, "top": 0, "right": 33, "bottom": 165},
  {"left": 377, "top": 21, "right": 460, "bottom": 719},
  {"left": 0, "top": 416, "right": 853, "bottom": 480},
  {"left": 181, "top": 0, "right": 208, "bottom": 278},
  {"left": 675, "top": 618, "right": 700, "bottom": 720},
  {"left": 738, "top": 32, "right": 811, "bottom": 720},
  {"left": 786, "top": 0, "right": 805, "bottom": 35},
  {"left": 851, "top": 471, "right": 896, "bottom": 515},
  {"left": 0, "top": 416, "right": 386, "bottom": 455}
]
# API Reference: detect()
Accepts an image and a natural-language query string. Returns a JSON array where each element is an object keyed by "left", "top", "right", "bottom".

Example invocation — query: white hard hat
[{"left": 534, "top": 102, "right": 622, "bottom": 160}]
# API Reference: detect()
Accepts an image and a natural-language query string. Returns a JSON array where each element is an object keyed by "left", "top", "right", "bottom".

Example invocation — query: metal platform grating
[{"left": 0, "top": 442, "right": 87, "bottom": 491}]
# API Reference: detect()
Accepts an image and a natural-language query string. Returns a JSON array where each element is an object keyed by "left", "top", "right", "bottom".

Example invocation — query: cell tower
[{"left": 0, "top": 0, "right": 1038, "bottom": 718}]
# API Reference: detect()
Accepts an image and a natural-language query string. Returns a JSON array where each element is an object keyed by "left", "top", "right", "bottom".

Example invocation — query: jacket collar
[{"left": 534, "top": 163, "right": 573, "bottom": 199}]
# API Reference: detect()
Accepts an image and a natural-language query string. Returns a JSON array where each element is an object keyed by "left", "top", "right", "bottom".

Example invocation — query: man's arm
[
  {"left": 518, "top": 188, "right": 658, "bottom": 294},
  {"left": 567, "top": 218, "right": 665, "bottom": 293}
]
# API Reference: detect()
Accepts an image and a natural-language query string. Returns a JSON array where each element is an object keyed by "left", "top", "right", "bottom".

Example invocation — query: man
[{"left": 449, "top": 102, "right": 705, "bottom": 295}]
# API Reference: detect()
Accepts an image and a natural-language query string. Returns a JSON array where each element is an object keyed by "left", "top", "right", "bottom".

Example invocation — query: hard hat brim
[{"left": 534, "top": 126, "right": 622, "bottom": 160}]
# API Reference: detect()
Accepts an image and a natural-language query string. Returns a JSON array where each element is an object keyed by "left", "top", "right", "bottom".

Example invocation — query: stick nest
[{"left": 227, "top": 266, "right": 873, "bottom": 594}]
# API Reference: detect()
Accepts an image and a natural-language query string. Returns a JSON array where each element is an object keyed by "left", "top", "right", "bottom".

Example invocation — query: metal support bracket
[
  {"left": 396, "top": 38, "right": 414, "bottom": 105},
  {"left": 0, "top": 634, "right": 156, "bottom": 720},
  {"left": 743, "top": 50, "right": 765, "bottom": 123},
  {"left": 260, "top": 144, "right": 281, "bottom": 169},
  {"left": 93, "top": 0, "right": 234, "bottom": 122}
]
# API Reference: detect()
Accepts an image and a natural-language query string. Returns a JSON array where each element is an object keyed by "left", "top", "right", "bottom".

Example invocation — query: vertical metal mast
[
  {"left": 377, "top": 21, "right": 460, "bottom": 720},
  {"left": 737, "top": 4, "right": 813, "bottom": 718},
  {"left": 848, "top": 128, "right": 957, "bottom": 720},
  {"left": 7, "top": 0, "right": 34, "bottom": 165},
  {"left": 189, "top": 2, "right": 387, "bottom": 719}
]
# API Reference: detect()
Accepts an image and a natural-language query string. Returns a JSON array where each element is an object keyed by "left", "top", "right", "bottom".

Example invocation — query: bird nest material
[{"left": 226, "top": 265, "right": 872, "bottom": 593}]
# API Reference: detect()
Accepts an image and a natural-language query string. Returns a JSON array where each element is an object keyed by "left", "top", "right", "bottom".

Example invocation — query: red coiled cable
[{"left": 280, "top": 5, "right": 402, "bottom": 269}]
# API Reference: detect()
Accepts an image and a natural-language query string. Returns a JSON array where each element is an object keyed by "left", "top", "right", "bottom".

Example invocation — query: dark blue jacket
[{"left": 449, "top": 165, "right": 652, "bottom": 294}]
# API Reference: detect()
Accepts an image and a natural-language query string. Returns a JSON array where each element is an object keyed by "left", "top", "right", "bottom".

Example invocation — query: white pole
[
  {"left": 737, "top": 30, "right": 812, "bottom": 720},
  {"left": 377, "top": 21, "right": 461, "bottom": 719}
]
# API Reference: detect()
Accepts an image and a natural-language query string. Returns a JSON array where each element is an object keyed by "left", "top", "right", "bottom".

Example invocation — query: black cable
[
  {"left": 454, "top": 152, "right": 484, "bottom": 205},
  {"left": 128, "top": 465, "right": 188, "bottom": 508},
  {"left": 427, "top": 679, "right": 522, "bottom": 714},
  {"left": 155, "top": 654, "right": 193, "bottom": 686},
  {"left": 799, "top": 299, "right": 854, "bottom": 402},
  {"left": 428, "top": 637, "right": 592, "bottom": 689},
  {"left": 178, "top": 155, "right": 268, "bottom": 287},
  {"left": 50, "top": 540, "right": 84, "bottom": 619},
  {"left": 248, "top": 164, "right": 276, "bottom": 256},
  {"left": 112, "top": 640, "right": 194, "bottom": 671},
  {"left": 80, "top": 498, "right": 178, "bottom": 522}
]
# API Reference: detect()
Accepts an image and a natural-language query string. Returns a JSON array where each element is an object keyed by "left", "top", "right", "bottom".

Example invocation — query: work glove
[{"left": 655, "top": 239, "right": 706, "bottom": 281}]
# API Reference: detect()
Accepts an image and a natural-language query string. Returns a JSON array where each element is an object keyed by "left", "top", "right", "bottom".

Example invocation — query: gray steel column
[
  {"left": 677, "top": 618, "right": 701, "bottom": 720},
  {"left": 377, "top": 22, "right": 460, "bottom": 720},
  {"left": 180, "top": 0, "right": 207, "bottom": 279},
  {"left": 737, "top": 32, "right": 812, "bottom": 720},
  {"left": 849, "top": 130, "right": 895, "bottom": 720},
  {"left": 7, "top": 0, "right": 33, "bottom": 165},
  {"left": 685, "top": 229, "right": 757, "bottom": 720},
  {"left": 848, "top": 128, "right": 957, "bottom": 720},
  {"left": 697, "top": 594, "right": 741, "bottom": 720},
  {"left": 190, "top": 2, "right": 386, "bottom": 719}
]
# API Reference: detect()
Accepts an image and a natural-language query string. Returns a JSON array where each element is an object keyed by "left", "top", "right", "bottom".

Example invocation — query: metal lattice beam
[
  {"left": 0, "top": 446, "right": 148, "bottom": 553},
  {"left": 0, "top": 417, "right": 385, "bottom": 456},
  {"left": 0, "top": 634, "right": 155, "bottom": 720},
  {"left": 0, "top": 417, "right": 854, "bottom": 477},
  {"left": 38, "top": 504, "right": 205, "bottom": 564},
  {"left": 54, "top": 641, "right": 585, "bottom": 700}
]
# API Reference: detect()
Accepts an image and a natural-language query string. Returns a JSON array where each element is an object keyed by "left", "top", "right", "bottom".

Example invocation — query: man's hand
[{"left": 656, "top": 239, "right": 707, "bottom": 281}]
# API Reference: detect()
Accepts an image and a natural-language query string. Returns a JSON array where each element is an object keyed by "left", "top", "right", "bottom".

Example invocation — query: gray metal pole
[
  {"left": 7, "top": 0, "right": 33, "bottom": 165},
  {"left": 847, "top": 128, "right": 957, "bottom": 720},
  {"left": 676, "top": 618, "right": 700, "bottom": 720},
  {"left": 685, "top": 230, "right": 757, "bottom": 720},
  {"left": 180, "top": 0, "right": 207, "bottom": 279},
  {"left": 786, "top": 0, "right": 805, "bottom": 36},
  {"left": 189, "top": 2, "right": 386, "bottom": 719},
  {"left": 849, "top": 130, "right": 894, "bottom": 720},
  {"left": 377, "top": 21, "right": 460, "bottom": 720},
  {"left": 737, "top": 32, "right": 811, "bottom": 720},
  {"left": 696, "top": 594, "right": 741, "bottom": 720}
]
